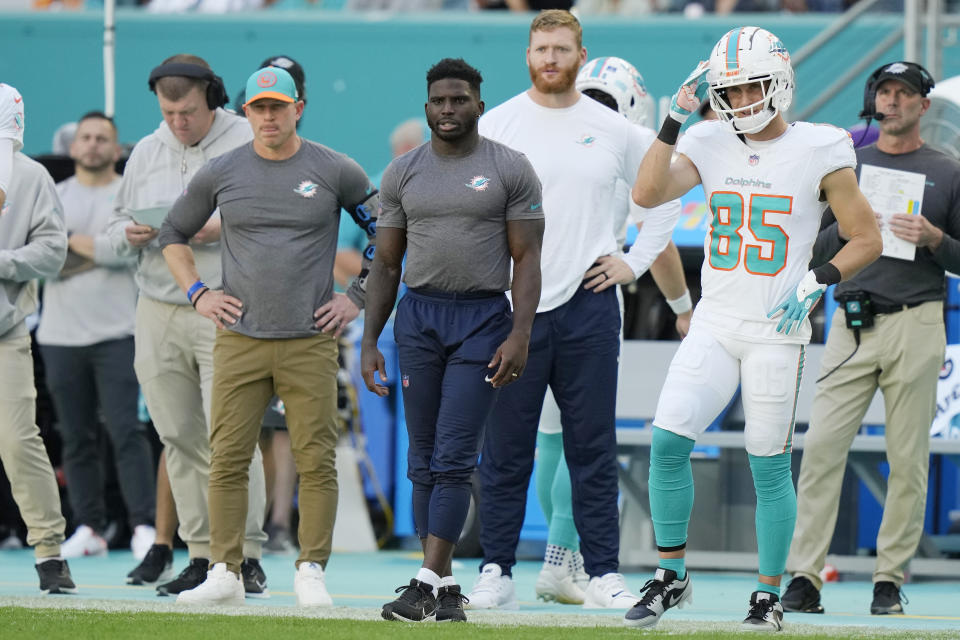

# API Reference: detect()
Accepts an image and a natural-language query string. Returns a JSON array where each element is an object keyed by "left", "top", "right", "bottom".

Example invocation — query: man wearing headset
[
  {"left": 107, "top": 54, "right": 268, "bottom": 598},
  {"left": 784, "top": 61, "right": 960, "bottom": 616}
]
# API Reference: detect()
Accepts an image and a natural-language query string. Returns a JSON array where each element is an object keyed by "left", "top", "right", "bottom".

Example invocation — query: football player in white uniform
[
  {"left": 0, "top": 83, "right": 25, "bottom": 212},
  {"left": 628, "top": 27, "right": 881, "bottom": 631},
  {"left": 529, "top": 56, "right": 693, "bottom": 607}
]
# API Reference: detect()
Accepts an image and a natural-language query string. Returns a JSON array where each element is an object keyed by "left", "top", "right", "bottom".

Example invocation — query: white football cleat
[
  {"left": 535, "top": 547, "right": 586, "bottom": 604},
  {"left": 624, "top": 568, "right": 692, "bottom": 628},
  {"left": 741, "top": 591, "right": 784, "bottom": 632}
]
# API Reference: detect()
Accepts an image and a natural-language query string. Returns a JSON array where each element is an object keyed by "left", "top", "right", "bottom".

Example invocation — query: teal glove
[
  {"left": 668, "top": 60, "right": 710, "bottom": 125},
  {"left": 767, "top": 271, "right": 827, "bottom": 335}
]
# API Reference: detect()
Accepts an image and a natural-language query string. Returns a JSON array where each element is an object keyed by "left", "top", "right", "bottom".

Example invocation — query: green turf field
[
  {"left": 4, "top": 606, "right": 960, "bottom": 640},
  {"left": 2, "top": 550, "right": 958, "bottom": 639}
]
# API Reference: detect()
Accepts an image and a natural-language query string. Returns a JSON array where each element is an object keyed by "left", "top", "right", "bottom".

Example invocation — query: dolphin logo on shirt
[
  {"left": 466, "top": 176, "right": 490, "bottom": 192},
  {"left": 294, "top": 180, "right": 318, "bottom": 198}
]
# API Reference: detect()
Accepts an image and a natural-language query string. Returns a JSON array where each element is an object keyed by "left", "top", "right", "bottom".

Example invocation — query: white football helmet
[
  {"left": 706, "top": 26, "right": 794, "bottom": 134},
  {"left": 577, "top": 56, "right": 652, "bottom": 127}
]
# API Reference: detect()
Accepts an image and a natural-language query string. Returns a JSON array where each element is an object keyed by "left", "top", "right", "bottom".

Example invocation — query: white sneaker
[
  {"left": 465, "top": 563, "right": 518, "bottom": 610},
  {"left": 60, "top": 525, "right": 107, "bottom": 558},
  {"left": 295, "top": 562, "right": 333, "bottom": 607},
  {"left": 130, "top": 525, "right": 156, "bottom": 560},
  {"left": 176, "top": 563, "right": 244, "bottom": 605},
  {"left": 583, "top": 572, "right": 638, "bottom": 609},
  {"left": 535, "top": 547, "right": 586, "bottom": 604}
]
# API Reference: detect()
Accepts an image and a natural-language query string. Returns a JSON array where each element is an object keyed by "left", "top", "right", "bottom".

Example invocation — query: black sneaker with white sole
[
  {"left": 36, "top": 559, "right": 77, "bottom": 595},
  {"left": 781, "top": 575, "right": 824, "bottom": 613},
  {"left": 241, "top": 558, "right": 270, "bottom": 598},
  {"left": 382, "top": 579, "right": 437, "bottom": 622},
  {"left": 127, "top": 544, "right": 174, "bottom": 585},
  {"left": 156, "top": 557, "right": 207, "bottom": 596},
  {"left": 623, "top": 568, "right": 692, "bottom": 629},
  {"left": 870, "top": 581, "right": 907, "bottom": 615},
  {"left": 436, "top": 584, "right": 469, "bottom": 622},
  {"left": 742, "top": 591, "right": 784, "bottom": 631}
]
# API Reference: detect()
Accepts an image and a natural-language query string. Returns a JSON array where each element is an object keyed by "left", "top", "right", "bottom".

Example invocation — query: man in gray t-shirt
[
  {"left": 361, "top": 58, "right": 544, "bottom": 624},
  {"left": 159, "top": 66, "right": 378, "bottom": 608}
]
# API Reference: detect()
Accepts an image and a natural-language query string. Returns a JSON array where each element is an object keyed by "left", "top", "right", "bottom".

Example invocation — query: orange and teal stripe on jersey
[{"left": 782, "top": 344, "right": 804, "bottom": 453}]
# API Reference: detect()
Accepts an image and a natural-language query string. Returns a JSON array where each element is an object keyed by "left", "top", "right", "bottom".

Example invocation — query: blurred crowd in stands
[{"left": 8, "top": 0, "right": 915, "bottom": 17}]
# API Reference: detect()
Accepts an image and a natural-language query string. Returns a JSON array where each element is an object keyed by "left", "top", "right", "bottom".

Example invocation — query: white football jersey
[
  {"left": 0, "top": 83, "right": 24, "bottom": 152},
  {"left": 677, "top": 120, "right": 855, "bottom": 344}
]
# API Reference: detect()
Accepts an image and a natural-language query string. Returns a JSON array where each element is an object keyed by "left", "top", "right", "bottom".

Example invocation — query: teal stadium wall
[{"left": 0, "top": 12, "right": 956, "bottom": 175}]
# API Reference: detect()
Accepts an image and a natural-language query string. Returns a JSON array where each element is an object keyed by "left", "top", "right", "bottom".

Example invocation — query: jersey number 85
[{"left": 708, "top": 192, "right": 792, "bottom": 276}]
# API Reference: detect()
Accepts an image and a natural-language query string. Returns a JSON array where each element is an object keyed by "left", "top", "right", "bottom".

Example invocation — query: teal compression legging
[
  {"left": 649, "top": 427, "right": 796, "bottom": 589},
  {"left": 535, "top": 431, "right": 579, "bottom": 550}
]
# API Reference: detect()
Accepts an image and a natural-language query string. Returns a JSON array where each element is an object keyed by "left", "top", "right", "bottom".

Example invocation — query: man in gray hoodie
[
  {"left": 0, "top": 82, "right": 24, "bottom": 213},
  {"left": 107, "top": 54, "right": 268, "bottom": 597},
  {"left": 0, "top": 89, "right": 74, "bottom": 592}
]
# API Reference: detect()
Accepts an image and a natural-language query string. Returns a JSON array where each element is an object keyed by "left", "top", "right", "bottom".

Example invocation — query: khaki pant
[
  {"left": 0, "top": 335, "right": 66, "bottom": 558},
  {"left": 209, "top": 330, "right": 340, "bottom": 574},
  {"left": 134, "top": 296, "right": 266, "bottom": 560},
  {"left": 788, "top": 301, "right": 945, "bottom": 588}
]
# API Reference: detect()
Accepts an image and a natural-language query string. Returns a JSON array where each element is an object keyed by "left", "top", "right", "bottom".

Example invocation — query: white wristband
[{"left": 667, "top": 290, "right": 693, "bottom": 315}]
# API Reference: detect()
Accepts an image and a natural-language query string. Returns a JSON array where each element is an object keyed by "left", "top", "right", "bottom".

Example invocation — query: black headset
[
  {"left": 859, "top": 61, "right": 935, "bottom": 120},
  {"left": 148, "top": 62, "right": 229, "bottom": 110}
]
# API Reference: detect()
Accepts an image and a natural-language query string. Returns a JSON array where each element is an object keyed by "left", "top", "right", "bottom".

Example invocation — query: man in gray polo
[
  {"left": 107, "top": 54, "right": 268, "bottom": 595},
  {"left": 160, "top": 66, "right": 378, "bottom": 607}
]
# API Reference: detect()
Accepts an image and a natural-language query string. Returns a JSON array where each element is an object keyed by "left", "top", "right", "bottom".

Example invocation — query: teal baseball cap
[{"left": 243, "top": 67, "right": 299, "bottom": 106}]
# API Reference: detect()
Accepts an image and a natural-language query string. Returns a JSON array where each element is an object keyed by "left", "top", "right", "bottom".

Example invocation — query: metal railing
[{"left": 792, "top": 0, "right": 960, "bottom": 122}]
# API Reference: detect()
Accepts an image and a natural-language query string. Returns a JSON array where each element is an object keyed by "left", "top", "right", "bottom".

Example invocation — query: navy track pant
[
  {"left": 478, "top": 284, "right": 621, "bottom": 577},
  {"left": 395, "top": 288, "right": 511, "bottom": 543}
]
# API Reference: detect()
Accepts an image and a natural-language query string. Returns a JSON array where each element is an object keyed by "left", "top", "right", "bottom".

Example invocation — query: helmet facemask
[{"left": 709, "top": 74, "right": 791, "bottom": 134}]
